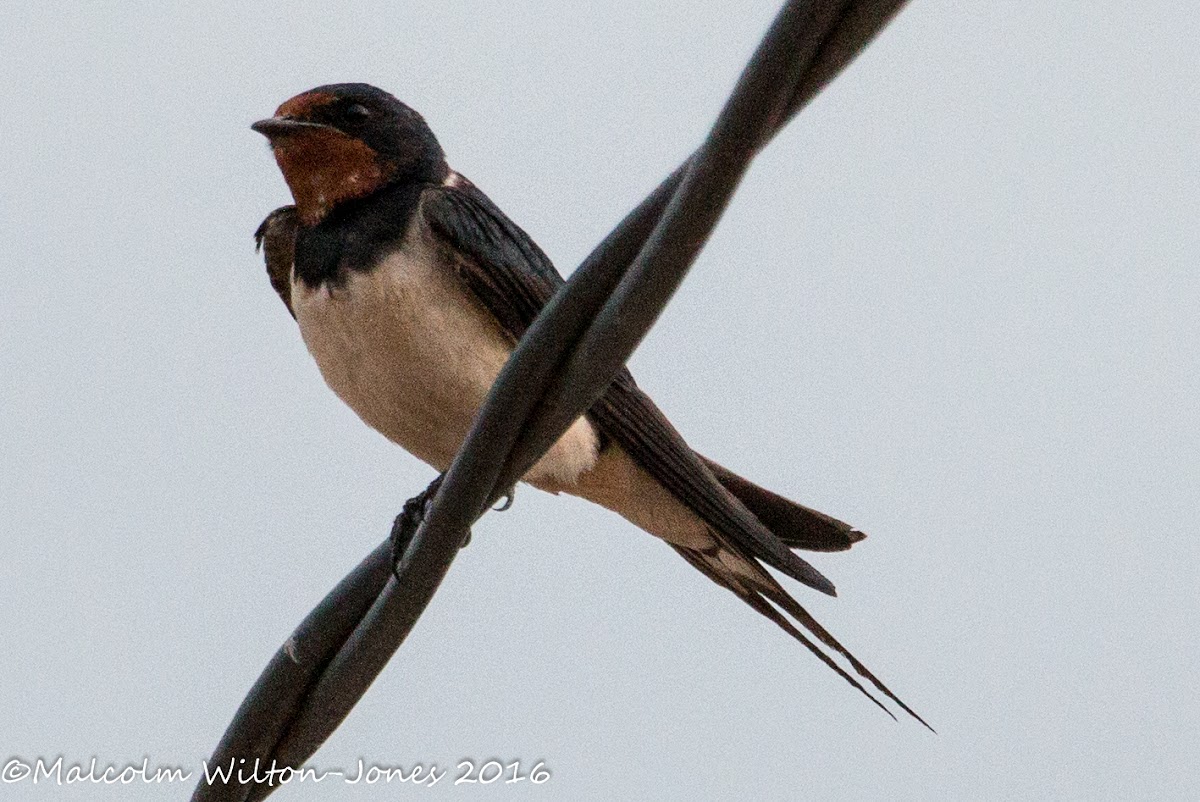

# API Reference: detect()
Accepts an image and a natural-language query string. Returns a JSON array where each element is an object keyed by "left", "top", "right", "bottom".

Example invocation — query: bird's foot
[
  {"left": 389, "top": 476, "right": 516, "bottom": 579},
  {"left": 493, "top": 486, "right": 517, "bottom": 512},
  {"left": 390, "top": 474, "right": 458, "bottom": 582}
]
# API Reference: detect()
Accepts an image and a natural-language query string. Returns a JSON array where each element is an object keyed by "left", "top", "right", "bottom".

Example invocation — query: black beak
[{"left": 251, "top": 117, "right": 333, "bottom": 139}]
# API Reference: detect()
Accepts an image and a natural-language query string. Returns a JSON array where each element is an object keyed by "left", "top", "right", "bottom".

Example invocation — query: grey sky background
[{"left": 2, "top": 2, "right": 1197, "bottom": 799}]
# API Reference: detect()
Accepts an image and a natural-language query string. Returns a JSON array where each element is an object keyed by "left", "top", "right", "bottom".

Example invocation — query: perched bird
[{"left": 252, "top": 83, "right": 926, "bottom": 726}]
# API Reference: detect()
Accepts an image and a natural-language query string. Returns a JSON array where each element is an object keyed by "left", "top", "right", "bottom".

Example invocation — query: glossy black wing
[
  {"left": 421, "top": 176, "right": 565, "bottom": 340},
  {"left": 421, "top": 177, "right": 835, "bottom": 595},
  {"left": 254, "top": 205, "right": 299, "bottom": 319}
]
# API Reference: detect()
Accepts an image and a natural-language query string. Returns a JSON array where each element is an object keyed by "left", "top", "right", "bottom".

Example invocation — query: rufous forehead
[{"left": 275, "top": 91, "right": 337, "bottom": 119}]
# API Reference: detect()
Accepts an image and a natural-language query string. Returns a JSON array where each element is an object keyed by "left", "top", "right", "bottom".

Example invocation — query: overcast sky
[{"left": 2, "top": 1, "right": 1197, "bottom": 800}]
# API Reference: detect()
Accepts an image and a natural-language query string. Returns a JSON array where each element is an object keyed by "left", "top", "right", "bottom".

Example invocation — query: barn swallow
[{"left": 252, "top": 83, "right": 927, "bottom": 727}]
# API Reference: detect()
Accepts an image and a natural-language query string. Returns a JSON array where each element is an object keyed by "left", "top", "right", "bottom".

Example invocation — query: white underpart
[
  {"left": 290, "top": 212, "right": 600, "bottom": 487},
  {"left": 290, "top": 174, "right": 726, "bottom": 557}
]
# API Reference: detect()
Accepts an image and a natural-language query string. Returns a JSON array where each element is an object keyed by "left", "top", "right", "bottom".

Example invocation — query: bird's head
[{"left": 252, "top": 83, "right": 447, "bottom": 225}]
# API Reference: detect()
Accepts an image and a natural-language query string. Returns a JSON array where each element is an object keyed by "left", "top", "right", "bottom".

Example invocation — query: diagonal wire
[{"left": 192, "top": 2, "right": 910, "bottom": 800}]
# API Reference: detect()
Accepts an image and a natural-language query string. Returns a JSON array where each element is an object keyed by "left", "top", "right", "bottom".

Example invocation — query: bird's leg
[
  {"left": 389, "top": 475, "right": 521, "bottom": 580},
  {"left": 390, "top": 474, "right": 466, "bottom": 582}
]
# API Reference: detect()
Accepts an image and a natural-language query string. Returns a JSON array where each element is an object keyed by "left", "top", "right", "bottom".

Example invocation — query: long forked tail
[{"left": 670, "top": 542, "right": 933, "bottom": 732}]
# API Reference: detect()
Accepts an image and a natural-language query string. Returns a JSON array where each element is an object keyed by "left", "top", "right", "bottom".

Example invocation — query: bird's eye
[{"left": 343, "top": 103, "right": 372, "bottom": 123}]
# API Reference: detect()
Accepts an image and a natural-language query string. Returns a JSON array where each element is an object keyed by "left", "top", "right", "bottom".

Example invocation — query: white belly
[{"left": 290, "top": 231, "right": 599, "bottom": 487}]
